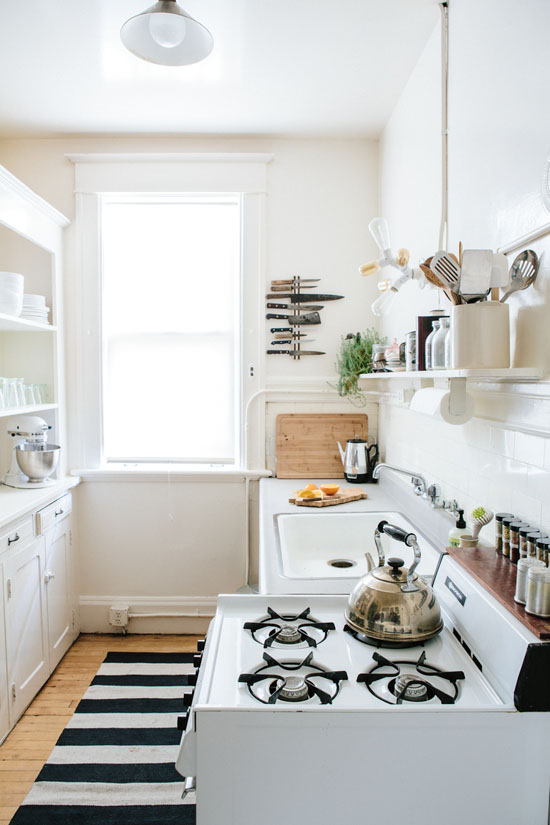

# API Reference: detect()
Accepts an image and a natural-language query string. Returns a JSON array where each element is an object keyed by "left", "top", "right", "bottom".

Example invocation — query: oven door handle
[{"left": 182, "top": 776, "right": 196, "bottom": 799}]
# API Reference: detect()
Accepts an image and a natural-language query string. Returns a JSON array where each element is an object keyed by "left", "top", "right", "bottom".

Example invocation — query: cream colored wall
[
  {"left": 0, "top": 136, "right": 379, "bottom": 624},
  {"left": 378, "top": 0, "right": 550, "bottom": 543}
]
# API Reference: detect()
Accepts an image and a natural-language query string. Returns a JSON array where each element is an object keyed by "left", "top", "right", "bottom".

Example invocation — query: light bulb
[
  {"left": 148, "top": 12, "right": 187, "bottom": 48},
  {"left": 371, "top": 288, "right": 397, "bottom": 317},
  {"left": 368, "top": 217, "right": 392, "bottom": 254}
]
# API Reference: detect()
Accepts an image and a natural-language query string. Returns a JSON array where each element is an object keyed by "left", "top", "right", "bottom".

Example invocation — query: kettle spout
[
  {"left": 365, "top": 552, "right": 375, "bottom": 572},
  {"left": 337, "top": 441, "right": 345, "bottom": 465}
]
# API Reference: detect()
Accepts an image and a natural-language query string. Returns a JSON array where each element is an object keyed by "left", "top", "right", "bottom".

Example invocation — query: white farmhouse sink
[{"left": 275, "top": 511, "right": 441, "bottom": 582}]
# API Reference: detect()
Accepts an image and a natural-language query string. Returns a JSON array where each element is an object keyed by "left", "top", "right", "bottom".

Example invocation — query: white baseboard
[{"left": 79, "top": 595, "right": 217, "bottom": 634}]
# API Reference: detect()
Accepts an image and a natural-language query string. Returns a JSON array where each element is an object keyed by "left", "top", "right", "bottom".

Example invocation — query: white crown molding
[
  {"left": 0, "top": 164, "right": 69, "bottom": 227},
  {"left": 65, "top": 153, "right": 274, "bottom": 165}
]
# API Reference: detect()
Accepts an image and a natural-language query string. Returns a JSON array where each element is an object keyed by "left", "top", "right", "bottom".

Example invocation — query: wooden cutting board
[
  {"left": 289, "top": 487, "right": 368, "bottom": 507},
  {"left": 276, "top": 413, "right": 369, "bottom": 478}
]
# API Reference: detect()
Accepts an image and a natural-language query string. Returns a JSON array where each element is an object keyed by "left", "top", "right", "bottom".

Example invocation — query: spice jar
[
  {"left": 515, "top": 558, "right": 544, "bottom": 605},
  {"left": 519, "top": 526, "right": 532, "bottom": 559},
  {"left": 525, "top": 566, "right": 550, "bottom": 617},
  {"left": 495, "top": 513, "right": 514, "bottom": 554},
  {"left": 536, "top": 537, "right": 550, "bottom": 565},
  {"left": 501, "top": 516, "right": 516, "bottom": 558},
  {"left": 527, "top": 531, "right": 544, "bottom": 559},
  {"left": 509, "top": 522, "right": 524, "bottom": 564}
]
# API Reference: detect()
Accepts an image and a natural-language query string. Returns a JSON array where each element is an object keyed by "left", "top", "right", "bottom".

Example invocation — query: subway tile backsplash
[{"left": 378, "top": 400, "right": 550, "bottom": 545}]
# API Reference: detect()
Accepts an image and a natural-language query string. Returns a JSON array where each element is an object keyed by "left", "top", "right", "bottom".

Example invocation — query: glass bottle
[
  {"left": 425, "top": 320, "right": 441, "bottom": 371},
  {"left": 444, "top": 320, "right": 453, "bottom": 368},
  {"left": 432, "top": 317, "right": 450, "bottom": 370}
]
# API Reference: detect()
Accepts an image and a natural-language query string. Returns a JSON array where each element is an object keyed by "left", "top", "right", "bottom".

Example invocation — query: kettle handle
[{"left": 374, "top": 521, "right": 421, "bottom": 592}]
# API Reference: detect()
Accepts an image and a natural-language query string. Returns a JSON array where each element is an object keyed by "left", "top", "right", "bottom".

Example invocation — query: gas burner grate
[
  {"left": 343, "top": 623, "right": 426, "bottom": 649},
  {"left": 244, "top": 607, "right": 335, "bottom": 649},
  {"left": 357, "top": 650, "right": 465, "bottom": 705},
  {"left": 238, "top": 652, "right": 348, "bottom": 705}
]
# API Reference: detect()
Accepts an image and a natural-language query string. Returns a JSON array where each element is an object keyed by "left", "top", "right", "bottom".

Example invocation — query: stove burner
[
  {"left": 391, "top": 674, "right": 429, "bottom": 702},
  {"left": 244, "top": 607, "right": 335, "bottom": 648},
  {"left": 357, "top": 650, "right": 465, "bottom": 705},
  {"left": 277, "top": 676, "right": 310, "bottom": 702},
  {"left": 343, "top": 623, "right": 424, "bottom": 649},
  {"left": 239, "top": 652, "right": 348, "bottom": 705},
  {"left": 277, "top": 625, "right": 303, "bottom": 645}
]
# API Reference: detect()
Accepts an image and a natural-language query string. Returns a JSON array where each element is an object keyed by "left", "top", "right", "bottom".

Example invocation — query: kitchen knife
[
  {"left": 266, "top": 349, "right": 325, "bottom": 355},
  {"left": 270, "top": 284, "right": 317, "bottom": 291},
  {"left": 272, "top": 332, "right": 313, "bottom": 339},
  {"left": 271, "top": 279, "right": 320, "bottom": 284},
  {"left": 271, "top": 339, "right": 316, "bottom": 345},
  {"left": 266, "top": 293, "right": 344, "bottom": 302},
  {"left": 266, "top": 312, "right": 321, "bottom": 325},
  {"left": 266, "top": 302, "right": 324, "bottom": 311}
]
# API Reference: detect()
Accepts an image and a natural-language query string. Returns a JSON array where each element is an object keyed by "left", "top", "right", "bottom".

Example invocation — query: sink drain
[{"left": 327, "top": 558, "right": 356, "bottom": 569}]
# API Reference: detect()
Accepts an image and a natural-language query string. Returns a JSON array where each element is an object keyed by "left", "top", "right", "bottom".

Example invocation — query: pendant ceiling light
[{"left": 121, "top": 0, "right": 213, "bottom": 66}]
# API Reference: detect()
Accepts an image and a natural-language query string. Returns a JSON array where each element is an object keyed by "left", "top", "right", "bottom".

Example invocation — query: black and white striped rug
[{"left": 10, "top": 651, "right": 196, "bottom": 825}]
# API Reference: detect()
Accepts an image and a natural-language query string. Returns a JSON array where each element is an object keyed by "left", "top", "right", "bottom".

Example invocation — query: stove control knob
[
  {"left": 197, "top": 639, "right": 206, "bottom": 652},
  {"left": 177, "top": 714, "right": 188, "bottom": 731},
  {"left": 193, "top": 654, "right": 202, "bottom": 668},
  {"left": 183, "top": 692, "right": 194, "bottom": 707}
]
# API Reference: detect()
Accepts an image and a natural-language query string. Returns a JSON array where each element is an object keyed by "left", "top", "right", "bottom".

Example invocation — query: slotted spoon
[{"left": 500, "top": 250, "right": 539, "bottom": 301}]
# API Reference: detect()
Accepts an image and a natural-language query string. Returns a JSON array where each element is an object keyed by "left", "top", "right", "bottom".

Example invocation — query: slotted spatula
[{"left": 430, "top": 251, "right": 461, "bottom": 292}]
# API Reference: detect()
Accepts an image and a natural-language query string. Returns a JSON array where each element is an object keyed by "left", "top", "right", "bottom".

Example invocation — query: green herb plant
[{"left": 332, "top": 329, "right": 386, "bottom": 406}]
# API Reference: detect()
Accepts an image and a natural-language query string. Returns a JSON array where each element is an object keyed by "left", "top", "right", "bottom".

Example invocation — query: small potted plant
[{"left": 333, "top": 329, "right": 386, "bottom": 405}]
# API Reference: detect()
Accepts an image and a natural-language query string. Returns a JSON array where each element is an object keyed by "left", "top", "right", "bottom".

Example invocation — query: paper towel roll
[{"left": 410, "top": 387, "right": 474, "bottom": 425}]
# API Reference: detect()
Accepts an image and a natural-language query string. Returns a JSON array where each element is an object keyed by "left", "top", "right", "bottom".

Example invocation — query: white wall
[
  {"left": 379, "top": 0, "right": 550, "bottom": 543},
  {"left": 0, "top": 135, "right": 379, "bottom": 628}
]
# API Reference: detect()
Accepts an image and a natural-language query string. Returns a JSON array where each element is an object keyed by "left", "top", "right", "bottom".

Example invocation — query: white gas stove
[{"left": 177, "top": 554, "right": 550, "bottom": 824}]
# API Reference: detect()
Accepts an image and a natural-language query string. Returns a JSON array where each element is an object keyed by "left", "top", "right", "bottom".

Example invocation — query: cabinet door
[
  {"left": 4, "top": 536, "right": 49, "bottom": 723},
  {"left": 0, "top": 564, "right": 10, "bottom": 744},
  {"left": 44, "top": 515, "right": 73, "bottom": 670}
]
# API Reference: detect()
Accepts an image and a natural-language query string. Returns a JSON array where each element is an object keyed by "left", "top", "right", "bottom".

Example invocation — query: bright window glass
[{"left": 101, "top": 196, "right": 240, "bottom": 462}]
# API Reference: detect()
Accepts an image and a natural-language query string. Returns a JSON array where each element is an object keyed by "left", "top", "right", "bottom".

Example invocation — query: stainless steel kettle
[
  {"left": 345, "top": 520, "right": 443, "bottom": 644},
  {"left": 337, "top": 435, "right": 378, "bottom": 484}
]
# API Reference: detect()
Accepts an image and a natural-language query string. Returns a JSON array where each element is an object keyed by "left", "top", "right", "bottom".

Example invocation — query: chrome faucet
[{"left": 372, "top": 463, "right": 428, "bottom": 497}]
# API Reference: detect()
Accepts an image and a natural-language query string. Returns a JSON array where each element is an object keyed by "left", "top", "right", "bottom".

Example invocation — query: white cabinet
[
  {"left": 4, "top": 530, "right": 49, "bottom": 723},
  {"left": 37, "top": 494, "right": 74, "bottom": 670}
]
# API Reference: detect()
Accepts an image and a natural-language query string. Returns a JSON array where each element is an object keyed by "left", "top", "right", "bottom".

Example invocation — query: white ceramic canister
[{"left": 450, "top": 301, "right": 510, "bottom": 369}]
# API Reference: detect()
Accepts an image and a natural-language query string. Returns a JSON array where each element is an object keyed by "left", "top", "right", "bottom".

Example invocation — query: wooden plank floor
[{"left": 0, "top": 633, "right": 200, "bottom": 824}]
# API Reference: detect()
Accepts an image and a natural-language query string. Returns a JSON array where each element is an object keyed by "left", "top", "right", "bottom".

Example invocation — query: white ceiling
[{"left": 0, "top": 0, "right": 438, "bottom": 138}]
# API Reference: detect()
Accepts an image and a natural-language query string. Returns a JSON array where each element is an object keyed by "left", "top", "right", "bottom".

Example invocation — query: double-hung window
[
  {"left": 101, "top": 195, "right": 240, "bottom": 463},
  {"left": 70, "top": 154, "right": 270, "bottom": 470}
]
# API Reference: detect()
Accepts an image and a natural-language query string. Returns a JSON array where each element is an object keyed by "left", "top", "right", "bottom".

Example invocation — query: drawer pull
[
  {"left": 44, "top": 571, "right": 55, "bottom": 584},
  {"left": 7, "top": 533, "right": 20, "bottom": 546},
  {"left": 54, "top": 508, "right": 64, "bottom": 517}
]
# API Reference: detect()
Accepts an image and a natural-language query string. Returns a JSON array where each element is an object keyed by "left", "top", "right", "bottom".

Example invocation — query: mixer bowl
[{"left": 15, "top": 443, "right": 60, "bottom": 482}]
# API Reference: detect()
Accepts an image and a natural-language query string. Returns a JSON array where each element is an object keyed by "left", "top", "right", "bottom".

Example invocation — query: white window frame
[{"left": 68, "top": 153, "right": 271, "bottom": 471}]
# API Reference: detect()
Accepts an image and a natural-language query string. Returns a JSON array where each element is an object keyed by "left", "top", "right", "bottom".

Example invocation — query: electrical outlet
[{"left": 109, "top": 605, "right": 129, "bottom": 627}]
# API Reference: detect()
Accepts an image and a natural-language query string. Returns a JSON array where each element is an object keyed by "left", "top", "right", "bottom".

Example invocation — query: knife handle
[
  {"left": 266, "top": 314, "right": 289, "bottom": 320},
  {"left": 266, "top": 302, "right": 290, "bottom": 309},
  {"left": 266, "top": 350, "right": 292, "bottom": 354},
  {"left": 270, "top": 327, "right": 292, "bottom": 333},
  {"left": 271, "top": 339, "right": 293, "bottom": 345}
]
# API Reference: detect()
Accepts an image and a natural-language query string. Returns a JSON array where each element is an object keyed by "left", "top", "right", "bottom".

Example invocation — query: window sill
[{"left": 70, "top": 466, "right": 273, "bottom": 483}]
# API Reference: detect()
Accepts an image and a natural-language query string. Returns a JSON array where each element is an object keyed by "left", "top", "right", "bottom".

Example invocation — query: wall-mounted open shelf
[
  {"left": 359, "top": 367, "right": 544, "bottom": 418},
  {"left": 0, "top": 404, "right": 58, "bottom": 419},
  {"left": 0, "top": 314, "right": 55, "bottom": 333},
  {"left": 359, "top": 367, "right": 543, "bottom": 382}
]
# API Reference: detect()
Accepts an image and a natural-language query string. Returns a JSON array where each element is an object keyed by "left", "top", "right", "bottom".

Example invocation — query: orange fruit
[
  {"left": 320, "top": 484, "right": 339, "bottom": 496},
  {"left": 305, "top": 483, "right": 318, "bottom": 490}
]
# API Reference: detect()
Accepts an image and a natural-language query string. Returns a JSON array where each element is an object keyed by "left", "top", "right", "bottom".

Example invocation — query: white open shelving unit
[
  {"left": 359, "top": 368, "right": 544, "bottom": 416},
  {"left": 0, "top": 165, "right": 70, "bottom": 479}
]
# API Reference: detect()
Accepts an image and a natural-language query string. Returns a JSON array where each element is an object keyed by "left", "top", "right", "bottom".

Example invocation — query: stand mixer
[{"left": 3, "top": 416, "right": 61, "bottom": 489}]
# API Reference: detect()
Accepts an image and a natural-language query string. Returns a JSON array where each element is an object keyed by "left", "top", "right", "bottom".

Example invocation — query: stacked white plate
[
  {"left": 20, "top": 293, "right": 50, "bottom": 324},
  {"left": 0, "top": 272, "right": 24, "bottom": 317}
]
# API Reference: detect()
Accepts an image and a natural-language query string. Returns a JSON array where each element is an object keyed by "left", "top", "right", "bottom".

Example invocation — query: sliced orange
[
  {"left": 320, "top": 484, "right": 339, "bottom": 496},
  {"left": 305, "top": 483, "right": 318, "bottom": 490}
]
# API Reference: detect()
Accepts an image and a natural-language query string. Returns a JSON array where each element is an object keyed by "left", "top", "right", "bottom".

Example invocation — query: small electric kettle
[{"left": 337, "top": 435, "right": 378, "bottom": 484}]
